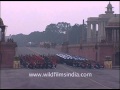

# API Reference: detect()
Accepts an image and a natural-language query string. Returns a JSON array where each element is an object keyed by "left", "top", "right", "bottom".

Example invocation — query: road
[
  {"left": 0, "top": 47, "right": 119, "bottom": 89},
  {"left": 15, "top": 47, "right": 64, "bottom": 56}
]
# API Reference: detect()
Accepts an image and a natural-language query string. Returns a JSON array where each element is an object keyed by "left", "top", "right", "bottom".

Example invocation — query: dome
[
  {"left": 0, "top": 18, "right": 4, "bottom": 26},
  {"left": 107, "top": 16, "right": 120, "bottom": 27},
  {"left": 107, "top": 2, "right": 113, "bottom": 8}
]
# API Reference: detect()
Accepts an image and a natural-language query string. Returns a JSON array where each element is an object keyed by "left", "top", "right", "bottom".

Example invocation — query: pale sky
[{"left": 1, "top": 1, "right": 119, "bottom": 36}]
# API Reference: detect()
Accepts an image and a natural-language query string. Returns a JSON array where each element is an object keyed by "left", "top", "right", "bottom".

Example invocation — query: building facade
[
  {"left": 57, "top": 2, "right": 120, "bottom": 66},
  {"left": 87, "top": 2, "right": 119, "bottom": 43}
]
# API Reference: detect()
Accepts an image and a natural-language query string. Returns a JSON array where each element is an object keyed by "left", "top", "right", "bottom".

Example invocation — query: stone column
[
  {"left": 110, "top": 29, "right": 112, "bottom": 42},
  {"left": 116, "top": 29, "right": 117, "bottom": 42},
  {"left": 114, "top": 29, "right": 116, "bottom": 42},
  {"left": 115, "top": 29, "right": 118, "bottom": 42},
  {"left": 0, "top": 26, "right": 5, "bottom": 42},
  {"left": 112, "top": 29, "right": 114, "bottom": 42},
  {"left": 103, "top": 21, "right": 107, "bottom": 40},
  {"left": 87, "top": 22, "right": 91, "bottom": 42},
  {"left": 98, "top": 22, "right": 101, "bottom": 42},
  {"left": 100, "top": 21, "right": 104, "bottom": 41},
  {"left": 0, "top": 31, "right": 1, "bottom": 41},
  {"left": 103, "top": 21, "right": 105, "bottom": 40},
  {"left": 1, "top": 31, "right": 5, "bottom": 42},
  {"left": 113, "top": 29, "right": 116, "bottom": 42},
  {"left": 101, "top": 21, "right": 106, "bottom": 41},
  {"left": 105, "top": 29, "right": 108, "bottom": 42},
  {"left": 93, "top": 23, "right": 96, "bottom": 43},
  {"left": 117, "top": 29, "right": 119, "bottom": 42}
]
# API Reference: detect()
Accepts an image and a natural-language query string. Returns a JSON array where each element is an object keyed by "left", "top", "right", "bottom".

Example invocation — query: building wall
[
  {"left": 0, "top": 42, "right": 17, "bottom": 68},
  {"left": 56, "top": 43, "right": 115, "bottom": 65},
  {"left": 98, "top": 44, "right": 114, "bottom": 64},
  {"left": 68, "top": 44, "right": 96, "bottom": 60}
]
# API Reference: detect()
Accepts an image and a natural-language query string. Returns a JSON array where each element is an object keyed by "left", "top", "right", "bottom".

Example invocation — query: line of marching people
[
  {"left": 59, "top": 58, "right": 104, "bottom": 69},
  {"left": 56, "top": 54, "right": 104, "bottom": 69},
  {"left": 14, "top": 54, "right": 58, "bottom": 69}
]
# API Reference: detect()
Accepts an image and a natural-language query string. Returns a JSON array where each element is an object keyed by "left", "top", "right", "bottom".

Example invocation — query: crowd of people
[
  {"left": 15, "top": 53, "right": 104, "bottom": 69},
  {"left": 17, "top": 54, "right": 58, "bottom": 69}
]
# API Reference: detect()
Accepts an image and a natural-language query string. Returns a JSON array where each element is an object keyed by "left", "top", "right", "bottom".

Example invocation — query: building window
[
  {"left": 96, "top": 24, "right": 98, "bottom": 31},
  {"left": 91, "top": 24, "right": 93, "bottom": 30}
]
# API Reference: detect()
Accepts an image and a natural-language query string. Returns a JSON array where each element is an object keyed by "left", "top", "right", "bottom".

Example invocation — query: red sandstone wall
[
  {"left": 0, "top": 43, "right": 16, "bottom": 68},
  {"left": 68, "top": 45, "right": 96, "bottom": 60},
  {"left": 99, "top": 45, "right": 114, "bottom": 63},
  {"left": 1, "top": 50, "right": 15, "bottom": 68},
  {"left": 55, "top": 44, "right": 115, "bottom": 64},
  {"left": 55, "top": 45, "right": 62, "bottom": 52}
]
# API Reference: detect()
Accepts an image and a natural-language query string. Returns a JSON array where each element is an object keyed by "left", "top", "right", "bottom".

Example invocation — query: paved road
[
  {"left": 0, "top": 47, "right": 119, "bottom": 89},
  {"left": 15, "top": 47, "right": 63, "bottom": 56}
]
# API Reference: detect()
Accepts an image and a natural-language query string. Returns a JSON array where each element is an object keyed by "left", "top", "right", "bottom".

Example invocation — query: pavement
[{"left": 0, "top": 65, "right": 119, "bottom": 89}]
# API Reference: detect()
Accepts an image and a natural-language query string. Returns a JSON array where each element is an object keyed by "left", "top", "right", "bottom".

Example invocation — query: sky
[{"left": 1, "top": 1, "right": 119, "bottom": 36}]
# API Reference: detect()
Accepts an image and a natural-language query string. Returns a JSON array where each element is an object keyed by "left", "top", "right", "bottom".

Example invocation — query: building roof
[
  {"left": 87, "top": 17, "right": 99, "bottom": 22},
  {"left": 106, "top": 16, "right": 120, "bottom": 27},
  {"left": 108, "top": 17, "right": 120, "bottom": 26},
  {"left": 99, "top": 14, "right": 114, "bottom": 18}
]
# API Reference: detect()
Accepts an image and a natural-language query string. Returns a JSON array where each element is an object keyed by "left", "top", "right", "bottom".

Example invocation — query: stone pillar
[
  {"left": 87, "top": 22, "right": 91, "bottom": 42},
  {"left": 115, "top": 30, "right": 117, "bottom": 42},
  {"left": 0, "top": 30, "right": 1, "bottom": 41},
  {"left": 100, "top": 21, "right": 106, "bottom": 41},
  {"left": 103, "top": 21, "right": 105, "bottom": 40},
  {"left": 114, "top": 29, "right": 116, "bottom": 42},
  {"left": 110, "top": 29, "right": 112, "bottom": 42},
  {"left": 116, "top": 29, "right": 117, "bottom": 42},
  {"left": 112, "top": 29, "right": 114, "bottom": 42},
  {"left": 113, "top": 29, "right": 116, "bottom": 42},
  {"left": 100, "top": 21, "right": 104, "bottom": 41},
  {"left": 93, "top": 23, "right": 96, "bottom": 43},
  {"left": 105, "top": 29, "right": 108, "bottom": 41},
  {"left": 98, "top": 22, "right": 101, "bottom": 42},
  {"left": 0, "top": 26, "right": 6, "bottom": 42},
  {"left": 117, "top": 29, "right": 119, "bottom": 42},
  {"left": 103, "top": 21, "right": 107, "bottom": 40},
  {"left": 0, "top": 42, "right": 17, "bottom": 68},
  {"left": 1, "top": 31, "right": 5, "bottom": 42}
]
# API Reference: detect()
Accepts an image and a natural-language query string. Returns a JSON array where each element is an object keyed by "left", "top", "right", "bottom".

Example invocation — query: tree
[
  {"left": 11, "top": 22, "right": 87, "bottom": 47},
  {"left": 68, "top": 24, "right": 87, "bottom": 44},
  {"left": 11, "top": 34, "right": 28, "bottom": 47},
  {"left": 57, "top": 22, "right": 71, "bottom": 34},
  {"left": 45, "top": 24, "right": 59, "bottom": 33},
  {"left": 68, "top": 24, "right": 81, "bottom": 44}
]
